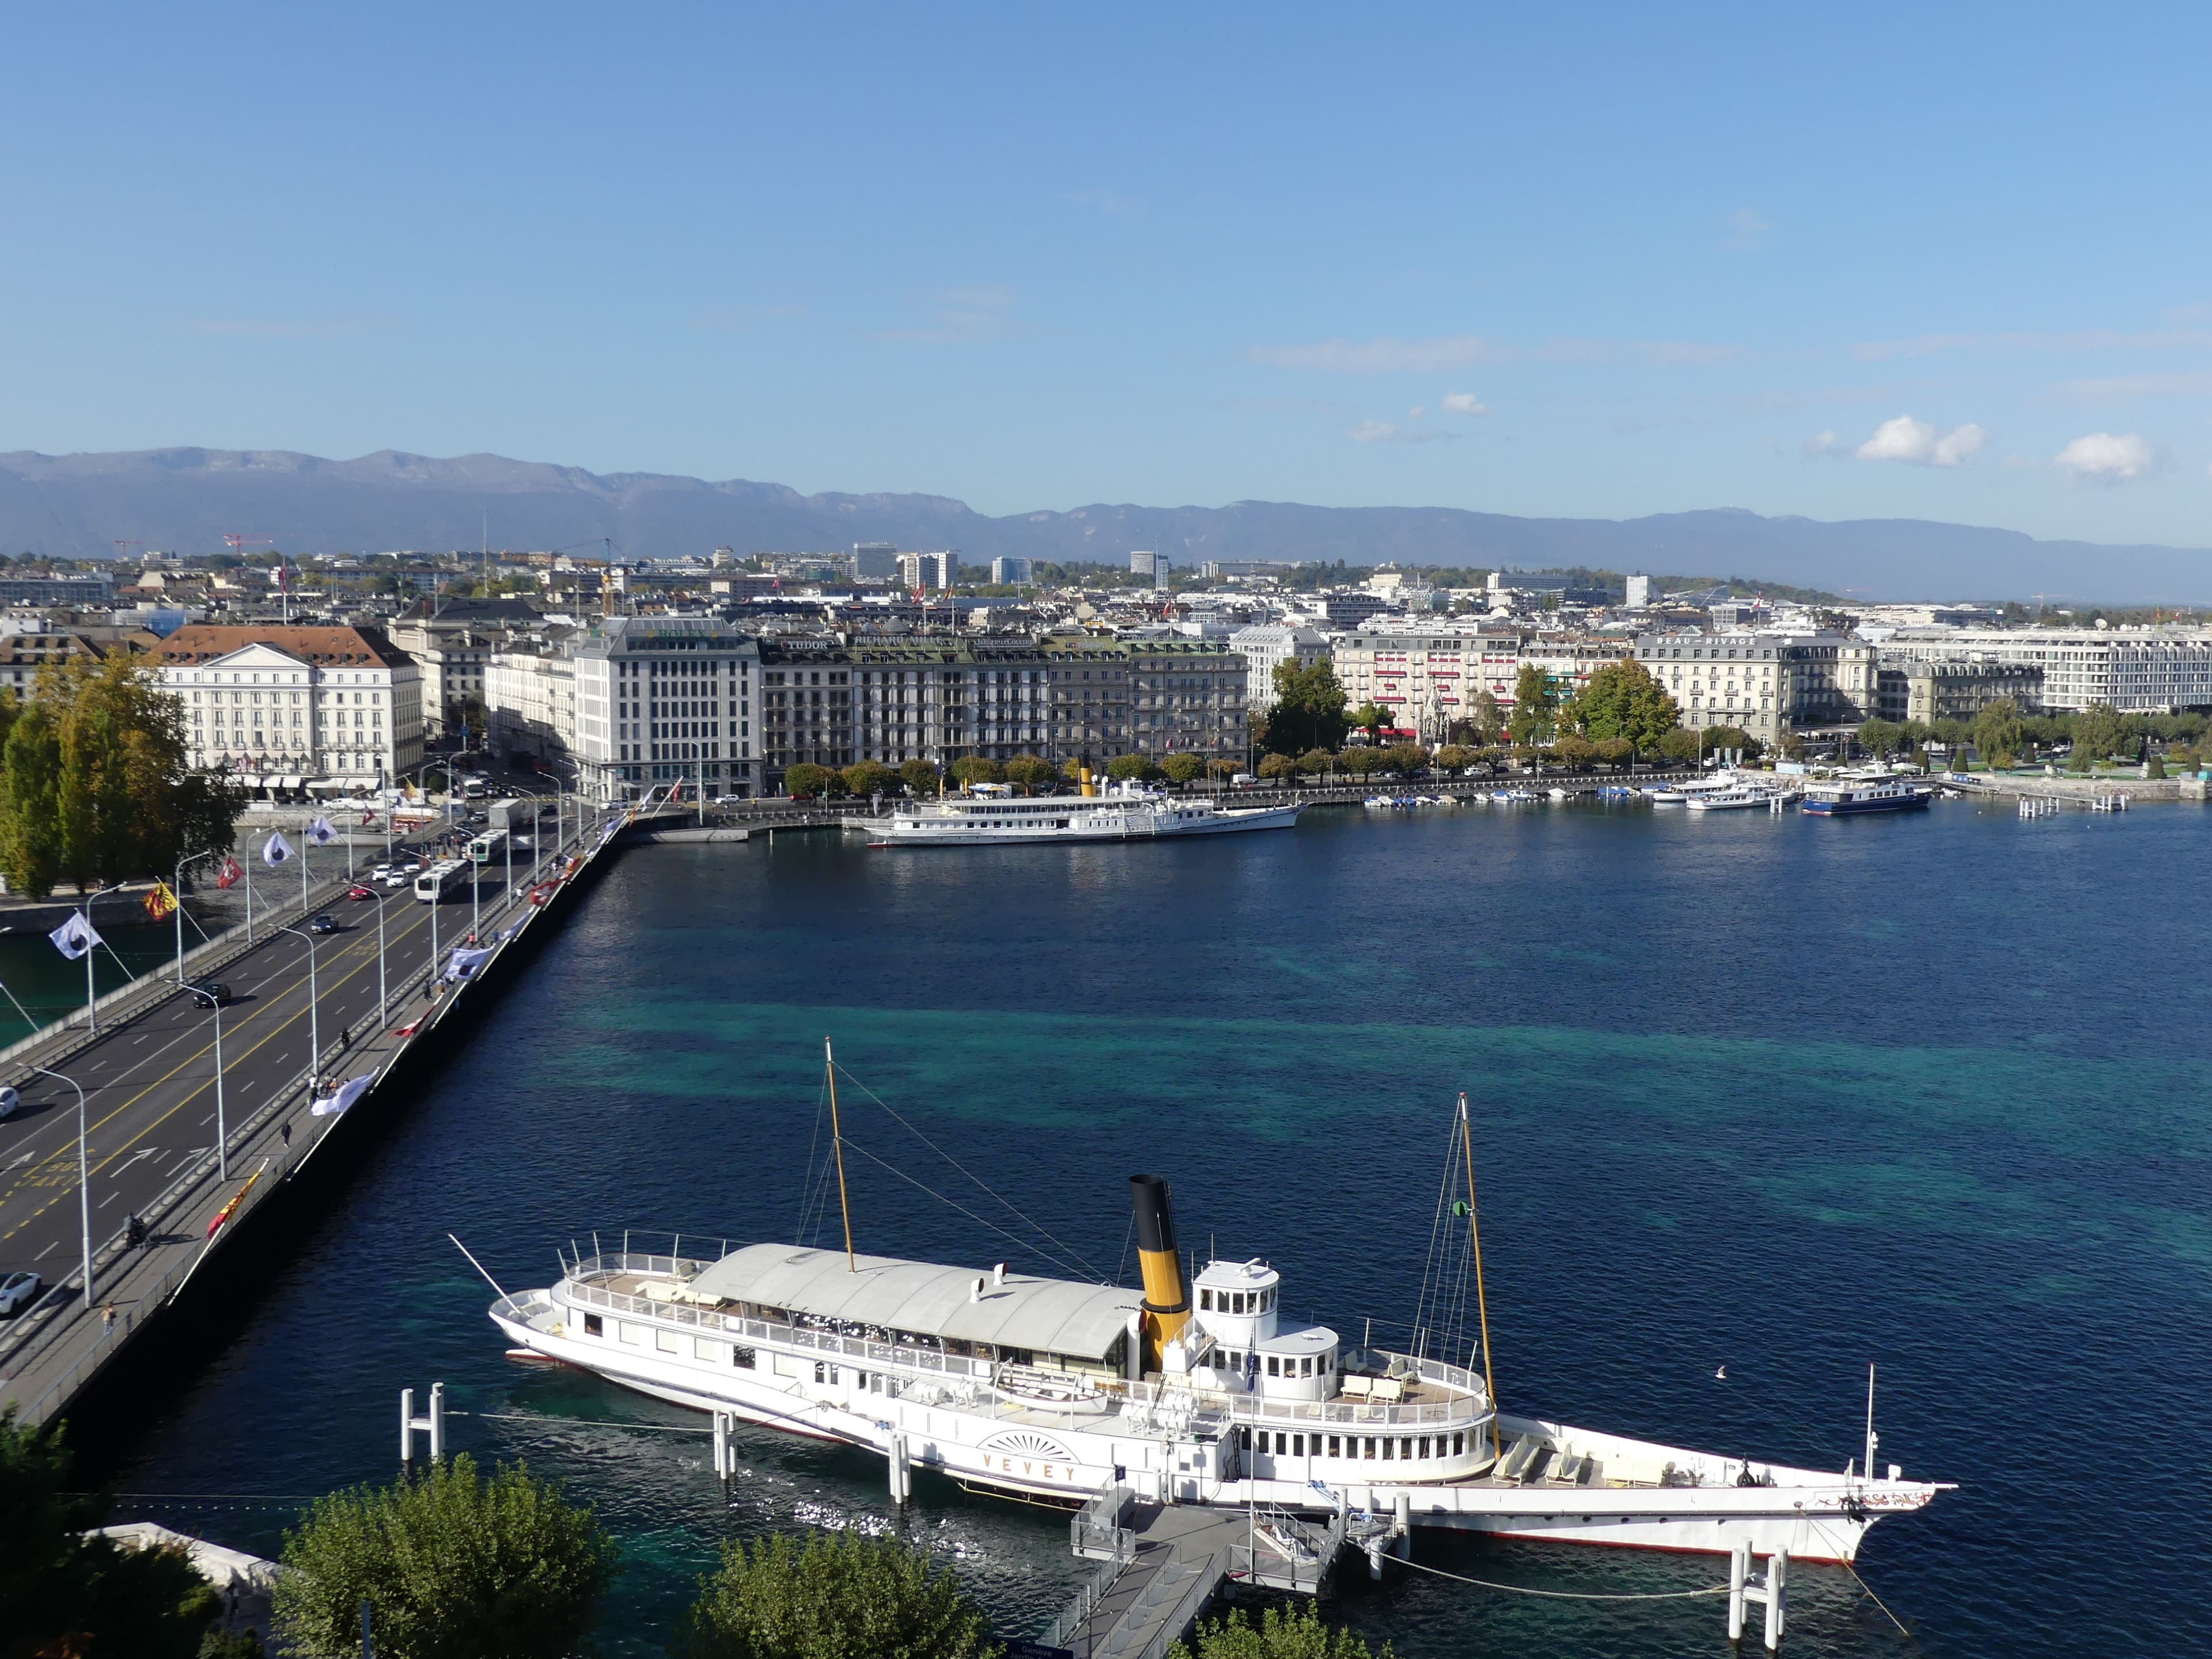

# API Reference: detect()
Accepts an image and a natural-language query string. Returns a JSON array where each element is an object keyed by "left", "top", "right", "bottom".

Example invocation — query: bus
[
  {"left": 413, "top": 858, "right": 471, "bottom": 903},
  {"left": 467, "top": 830, "right": 506, "bottom": 866}
]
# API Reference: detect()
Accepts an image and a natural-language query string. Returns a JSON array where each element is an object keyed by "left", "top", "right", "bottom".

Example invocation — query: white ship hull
[
  {"left": 861, "top": 801, "right": 1301, "bottom": 845},
  {"left": 490, "top": 1249, "right": 1944, "bottom": 1565}
]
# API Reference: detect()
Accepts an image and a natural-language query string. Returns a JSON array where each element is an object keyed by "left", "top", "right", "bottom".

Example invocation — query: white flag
[
  {"left": 306, "top": 815, "right": 338, "bottom": 846},
  {"left": 262, "top": 831, "right": 293, "bottom": 866},
  {"left": 310, "top": 1073, "right": 375, "bottom": 1118},
  {"left": 441, "top": 945, "right": 494, "bottom": 983},
  {"left": 48, "top": 912, "right": 103, "bottom": 961}
]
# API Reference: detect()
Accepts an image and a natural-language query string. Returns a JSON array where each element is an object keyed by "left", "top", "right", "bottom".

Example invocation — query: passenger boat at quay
[
  {"left": 853, "top": 782, "right": 1300, "bottom": 846},
  {"left": 1801, "top": 774, "right": 1934, "bottom": 816},
  {"left": 487, "top": 1068, "right": 1948, "bottom": 1564}
]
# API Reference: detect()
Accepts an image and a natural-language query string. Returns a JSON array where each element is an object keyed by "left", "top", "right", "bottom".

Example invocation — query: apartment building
[
  {"left": 569, "top": 617, "right": 760, "bottom": 798},
  {"left": 1874, "top": 659, "right": 2043, "bottom": 725},
  {"left": 389, "top": 599, "right": 545, "bottom": 737},
  {"left": 1331, "top": 628, "right": 1524, "bottom": 740},
  {"left": 0, "top": 622, "right": 112, "bottom": 698},
  {"left": 898, "top": 551, "right": 960, "bottom": 592},
  {"left": 484, "top": 646, "right": 578, "bottom": 772},
  {"left": 1872, "top": 628, "right": 2212, "bottom": 713},
  {"left": 149, "top": 624, "right": 425, "bottom": 787},
  {"left": 1227, "top": 624, "right": 1331, "bottom": 714},
  {"left": 1635, "top": 631, "right": 1877, "bottom": 741}
]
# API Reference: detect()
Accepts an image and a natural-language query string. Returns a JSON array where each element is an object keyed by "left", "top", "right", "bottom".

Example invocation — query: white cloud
[
  {"left": 1406, "top": 406, "right": 1427, "bottom": 419},
  {"left": 1854, "top": 328, "right": 2212, "bottom": 361},
  {"left": 1349, "top": 420, "right": 1456, "bottom": 444},
  {"left": 1854, "top": 414, "right": 1986, "bottom": 467},
  {"left": 2054, "top": 431, "right": 2157, "bottom": 482},
  {"left": 1802, "top": 430, "right": 1843, "bottom": 458},
  {"left": 1441, "top": 391, "right": 1489, "bottom": 415},
  {"left": 1248, "top": 335, "right": 1738, "bottom": 373},
  {"left": 1722, "top": 209, "right": 1771, "bottom": 251},
  {"left": 872, "top": 286, "right": 1020, "bottom": 346}
]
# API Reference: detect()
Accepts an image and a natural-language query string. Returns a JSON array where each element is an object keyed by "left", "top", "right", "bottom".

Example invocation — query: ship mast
[
  {"left": 825, "top": 1037, "right": 855, "bottom": 1271},
  {"left": 1459, "top": 1091, "right": 1501, "bottom": 1459}
]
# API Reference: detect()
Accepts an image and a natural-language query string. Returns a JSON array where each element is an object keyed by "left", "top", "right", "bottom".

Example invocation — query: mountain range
[{"left": 3, "top": 446, "right": 2207, "bottom": 604}]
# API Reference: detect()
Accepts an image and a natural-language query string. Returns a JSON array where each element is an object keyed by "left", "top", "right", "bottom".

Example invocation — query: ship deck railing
[{"left": 557, "top": 1257, "right": 1487, "bottom": 1429}]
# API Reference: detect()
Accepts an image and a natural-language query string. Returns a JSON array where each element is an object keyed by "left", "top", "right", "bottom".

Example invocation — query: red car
[{"left": 347, "top": 884, "right": 377, "bottom": 900}]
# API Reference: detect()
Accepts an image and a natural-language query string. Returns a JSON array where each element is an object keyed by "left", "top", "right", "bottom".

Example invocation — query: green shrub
[{"left": 676, "top": 1531, "right": 998, "bottom": 1659}]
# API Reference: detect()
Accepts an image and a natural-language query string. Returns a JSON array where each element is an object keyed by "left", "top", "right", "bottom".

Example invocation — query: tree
[
  {"left": 2147, "top": 752, "right": 2167, "bottom": 778},
  {"left": 1105, "top": 753, "right": 1156, "bottom": 783},
  {"left": 783, "top": 763, "right": 832, "bottom": 799},
  {"left": 1263, "top": 660, "right": 1351, "bottom": 755},
  {"left": 1505, "top": 664, "right": 1558, "bottom": 748},
  {"left": 840, "top": 760, "right": 896, "bottom": 800},
  {"left": 1858, "top": 717, "right": 1904, "bottom": 759},
  {"left": 1434, "top": 744, "right": 1476, "bottom": 772},
  {"left": 1003, "top": 754, "right": 1057, "bottom": 794},
  {"left": 1256, "top": 752, "right": 1300, "bottom": 781},
  {"left": 1168, "top": 1601, "right": 1393, "bottom": 1659},
  {"left": 899, "top": 759, "right": 940, "bottom": 797},
  {"left": 1699, "top": 724, "right": 1762, "bottom": 760},
  {"left": 1339, "top": 747, "right": 1384, "bottom": 778},
  {"left": 0, "top": 1407, "right": 224, "bottom": 1657},
  {"left": 1347, "top": 702, "right": 1391, "bottom": 743},
  {"left": 2072, "top": 702, "right": 2124, "bottom": 767},
  {"left": 1973, "top": 698, "right": 2025, "bottom": 768},
  {"left": 676, "top": 1531, "right": 997, "bottom": 1659},
  {"left": 1565, "top": 658, "right": 1679, "bottom": 751},
  {"left": 1377, "top": 742, "right": 1430, "bottom": 777},
  {"left": 1295, "top": 748, "right": 1335, "bottom": 778},
  {"left": 1471, "top": 689, "right": 1503, "bottom": 744},
  {"left": 0, "top": 699, "right": 64, "bottom": 898},
  {"left": 274, "top": 1455, "right": 619, "bottom": 1659},
  {"left": 1160, "top": 752, "right": 1205, "bottom": 787}
]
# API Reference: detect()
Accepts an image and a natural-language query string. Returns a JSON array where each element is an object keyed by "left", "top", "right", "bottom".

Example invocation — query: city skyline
[{"left": 6, "top": 5, "right": 2210, "bottom": 548}]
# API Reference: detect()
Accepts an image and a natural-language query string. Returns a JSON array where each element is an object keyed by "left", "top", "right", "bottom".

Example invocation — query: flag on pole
[
  {"left": 310, "top": 1073, "right": 374, "bottom": 1118},
  {"left": 262, "top": 831, "right": 294, "bottom": 866},
  {"left": 306, "top": 815, "right": 338, "bottom": 846},
  {"left": 360, "top": 809, "right": 377, "bottom": 827},
  {"left": 48, "top": 912, "right": 103, "bottom": 961},
  {"left": 143, "top": 881, "right": 179, "bottom": 922},
  {"left": 442, "top": 945, "right": 494, "bottom": 983},
  {"left": 206, "top": 1165, "right": 266, "bottom": 1239},
  {"left": 214, "top": 856, "right": 243, "bottom": 890}
]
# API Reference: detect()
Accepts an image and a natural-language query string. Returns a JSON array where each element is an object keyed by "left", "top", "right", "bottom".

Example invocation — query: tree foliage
[
  {"left": 1003, "top": 754, "right": 1058, "bottom": 794},
  {"left": 1347, "top": 702, "right": 1392, "bottom": 741},
  {"left": 273, "top": 1455, "right": 620, "bottom": 1659},
  {"left": 899, "top": 759, "right": 941, "bottom": 797},
  {"left": 1505, "top": 664, "right": 1559, "bottom": 748},
  {"left": 1160, "top": 752, "right": 1205, "bottom": 787},
  {"left": 1563, "top": 658, "right": 1679, "bottom": 751},
  {"left": 783, "top": 763, "right": 833, "bottom": 799},
  {"left": 1857, "top": 717, "right": 1903, "bottom": 759},
  {"left": 1168, "top": 1601, "right": 1392, "bottom": 1659},
  {"left": 2071, "top": 702, "right": 2126, "bottom": 765},
  {"left": 1262, "top": 660, "right": 1350, "bottom": 755},
  {"left": 948, "top": 757, "right": 1004, "bottom": 789},
  {"left": 1106, "top": 753, "right": 1157, "bottom": 783},
  {"left": 1973, "top": 698, "right": 2025, "bottom": 767},
  {"left": 0, "top": 655, "right": 241, "bottom": 899},
  {"left": 839, "top": 761, "right": 897, "bottom": 800},
  {"left": 675, "top": 1531, "right": 998, "bottom": 1659},
  {"left": 1256, "top": 752, "right": 1300, "bottom": 781},
  {"left": 0, "top": 1407, "right": 224, "bottom": 1659}
]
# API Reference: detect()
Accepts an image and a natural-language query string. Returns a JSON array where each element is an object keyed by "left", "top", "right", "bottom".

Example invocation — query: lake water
[{"left": 99, "top": 798, "right": 2208, "bottom": 1655}]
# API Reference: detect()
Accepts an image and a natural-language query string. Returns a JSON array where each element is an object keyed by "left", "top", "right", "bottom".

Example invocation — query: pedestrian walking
[
  {"left": 101, "top": 1301, "right": 115, "bottom": 1334},
  {"left": 281, "top": 1120, "right": 291, "bottom": 1146}
]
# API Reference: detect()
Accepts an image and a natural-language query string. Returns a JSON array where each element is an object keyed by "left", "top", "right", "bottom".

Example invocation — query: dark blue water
[{"left": 105, "top": 801, "right": 2208, "bottom": 1654}]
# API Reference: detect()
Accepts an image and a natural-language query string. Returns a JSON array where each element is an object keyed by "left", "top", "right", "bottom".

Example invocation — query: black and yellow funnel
[{"left": 1128, "top": 1174, "right": 1190, "bottom": 1370}]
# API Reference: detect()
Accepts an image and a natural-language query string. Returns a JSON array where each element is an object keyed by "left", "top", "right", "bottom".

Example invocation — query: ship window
[
  {"left": 1381, "top": 1438, "right": 1395, "bottom": 1460},
  {"left": 694, "top": 1337, "right": 721, "bottom": 1362},
  {"left": 1453, "top": 1431, "right": 1465, "bottom": 1456},
  {"left": 734, "top": 1347, "right": 756, "bottom": 1369},
  {"left": 619, "top": 1321, "right": 642, "bottom": 1344},
  {"left": 1363, "top": 1437, "right": 1377, "bottom": 1460},
  {"left": 1200, "top": 1289, "right": 1212, "bottom": 1311},
  {"left": 1233, "top": 1293, "right": 1246, "bottom": 1314},
  {"left": 582, "top": 1313, "right": 603, "bottom": 1337},
  {"left": 1419, "top": 1437, "right": 1431, "bottom": 1459},
  {"left": 1400, "top": 1437, "right": 1413, "bottom": 1459},
  {"left": 656, "top": 1328, "right": 680, "bottom": 1353},
  {"left": 1293, "top": 1433, "right": 1306, "bottom": 1456},
  {"left": 1237, "top": 1426, "right": 1251, "bottom": 1451},
  {"left": 1328, "top": 1435, "right": 1342, "bottom": 1457}
]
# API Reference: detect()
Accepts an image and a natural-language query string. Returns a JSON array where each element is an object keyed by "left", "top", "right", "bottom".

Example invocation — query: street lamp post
[
  {"left": 173, "top": 848, "right": 228, "bottom": 986},
  {"left": 77, "top": 883, "right": 120, "bottom": 1035},
  {"left": 375, "top": 878, "right": 388, "bottom": 1028},
  {"left": 273, "top": 923, "right": 321, "bottom": 1097},
  {"left": 27, "top": 1066, "right": 92, "bottom": 1309},
  {"left": 189, "top": 986, "right": 229, "bottom": 1179}
]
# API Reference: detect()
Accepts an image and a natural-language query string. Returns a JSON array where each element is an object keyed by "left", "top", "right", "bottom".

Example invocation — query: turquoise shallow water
[{"left": 104, "top": 798, "right": 2209, "bottom": 1654}]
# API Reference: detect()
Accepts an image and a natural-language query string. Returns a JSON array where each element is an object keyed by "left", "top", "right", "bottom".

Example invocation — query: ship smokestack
[{"left": 1128, "top": 1174, "right": 1190, "bottom": 1371}]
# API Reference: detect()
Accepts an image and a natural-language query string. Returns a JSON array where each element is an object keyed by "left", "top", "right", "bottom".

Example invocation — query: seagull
[{"left": 1715, "top": 1366, "right": 1727, "bottom": 1381}]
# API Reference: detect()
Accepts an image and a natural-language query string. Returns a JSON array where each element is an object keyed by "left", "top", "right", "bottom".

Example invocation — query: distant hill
[{"left": 3, "top": 446, "right": 2208, "bottom": 604}]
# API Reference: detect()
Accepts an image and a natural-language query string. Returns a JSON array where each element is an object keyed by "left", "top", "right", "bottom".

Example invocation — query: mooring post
[
  {"left": 888, "top": 1431, "right": 911, "bottom": 1503},
  {"left": 399, "top": 1389, "right": 414, "bottom": 1465},
  {"left": 1728, "top": 1539, "right": 1749, "bottom": 1641},
  {"left": 1393, "top": 1491, "right": 1411, "bottom": 1558},
  {"left": 713, "top": 1412, "right": 730, "bottom": 1483},
  {"left": 1766, "top": 1548, "right": 1788, "bottom": 1650},
  {"left": 429, "top": 1382, "right": 446, "bottom": 1463}
]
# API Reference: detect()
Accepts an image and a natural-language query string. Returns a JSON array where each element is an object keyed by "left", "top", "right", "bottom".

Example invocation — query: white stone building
[
  {"left": 1228, "top": 624, "right": 1331, "bottom": 714},
  {"left": 1635, "top": 631, "right": 1878, "bottom": 741},
  {"left": 1870, "top": 627, "right": 2212, "bottom": 713},
  {"left": 484, "top": 647, "right": 577, "bottom": 771},
  {"left": 569, "top": 617, "right": 762, "bottom": 798},
  {"left": 148, "top": 624, "right": 425, "bottom": 789}
]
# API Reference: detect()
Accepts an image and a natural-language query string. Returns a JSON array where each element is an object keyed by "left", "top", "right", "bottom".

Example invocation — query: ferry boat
[
  {"left": 1801, "top": 777, "right": 1932, "bottom": 816},
  {"left": 487, "top": 1084, "right": 1946, "bottom": 1563},
  {"left": 1685, "top": 783, "right": 1798, "bottom": 812},
  {"left": 854, "top": 783, "right": 1299, "bottom": 846}
]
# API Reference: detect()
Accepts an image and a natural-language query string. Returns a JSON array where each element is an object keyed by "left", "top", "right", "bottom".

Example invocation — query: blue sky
[{"left": 5, "top": 3, "right": 2210, "bottom": 544}]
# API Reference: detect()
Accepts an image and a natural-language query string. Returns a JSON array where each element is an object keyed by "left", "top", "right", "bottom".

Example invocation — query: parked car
[
  {"left": 308, "top": 913, "right": 339, "bottom": 934},
  {"left": 1, "top": 1270, "right": 44, "bottom": 1317},
  {"left": 187, "top": 980, "right": 233, "bottom": 1006}
]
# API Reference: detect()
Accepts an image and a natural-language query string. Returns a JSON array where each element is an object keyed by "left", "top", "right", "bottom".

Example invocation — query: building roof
[
  {"left": 686, "top": 1243, "right": 1141, "bottom": 1361},
  {"left": 146, "top": 624, "right": 414, "bottom": 671}
]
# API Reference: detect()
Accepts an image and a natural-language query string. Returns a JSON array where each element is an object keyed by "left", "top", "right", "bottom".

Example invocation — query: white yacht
[
  {"left": 1684, "top": 782, "right": 1799, "bottom": 812},
  {"left": 488, "top": 1099, "right": 1946, "bottom": 1563},
  {"left": 853, "top": 783, "right": 1300, "bottom": 846}
]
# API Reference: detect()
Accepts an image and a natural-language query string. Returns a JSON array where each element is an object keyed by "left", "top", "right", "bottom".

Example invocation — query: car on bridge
[
  {"left": 346, "top": 884, "right": 377, "bottom": 901},
  {"left": 0, "top": 1271, "right": 43, "bottom": 1317},
  {"left": 187, "top": 980, "right": 233, "bottom": 1006}
]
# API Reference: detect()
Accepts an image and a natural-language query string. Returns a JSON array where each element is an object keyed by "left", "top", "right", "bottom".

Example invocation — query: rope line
[
  {"left": 1395, "top": 1553, "right": 1731, "bottom": 1602},
  {"left": 834, "top": 1065, "right": 1106, "bottom": 1281},
  {"left": 836, "top": 1139, "right": 1097, "bottom": 1281},
  {"left": 453, "top": 1410, "right": 710, "bottom": 1435},
  {"left": 1806, "top": 1514, "right": 1912, "bottom": 1637}
]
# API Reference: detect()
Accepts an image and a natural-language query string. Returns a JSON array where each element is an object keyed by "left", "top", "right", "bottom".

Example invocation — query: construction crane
[
  {"left": 112, "top": 539, "right": 142, "bottom": 561},
  {"left": 222, "top": 533, "right": 286, "bottom": 620}
]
